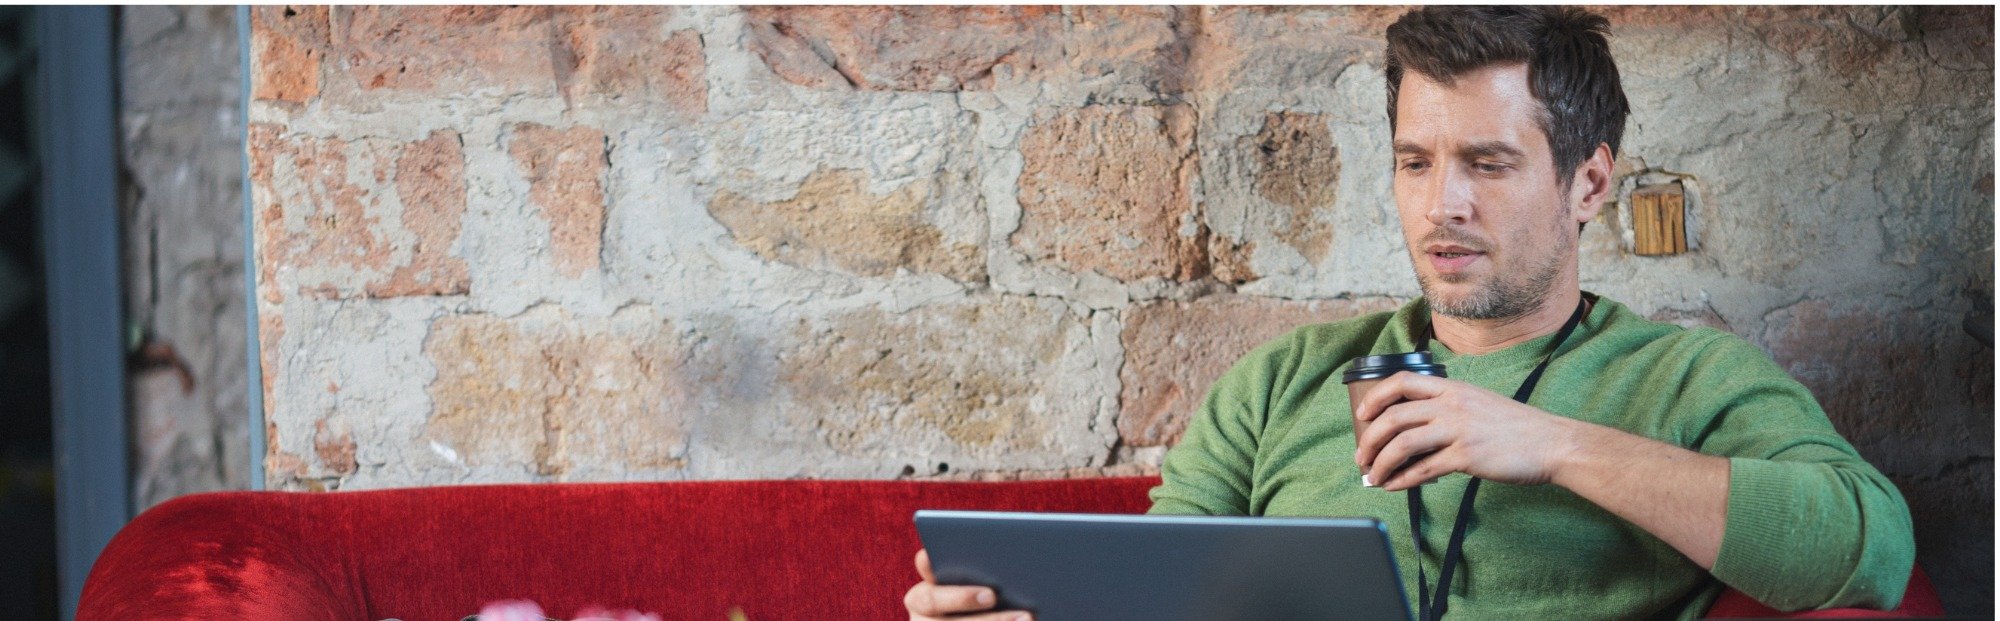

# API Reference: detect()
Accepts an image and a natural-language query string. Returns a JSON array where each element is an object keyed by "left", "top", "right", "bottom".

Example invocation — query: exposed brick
[
  {"left": 1119, "top": 295, "right": 1403, "bottom": 446},
  {"left": 370, "top": 130, "right": 471, "bottom": 297},
  {"left": 257, "top": 312, "right": 284, "bottom": 419},
  {"left": 333, "top": 7, "right": 702, "bottom": 113},
  {"left": 337, "top": 7, "right": 559, "bottom": 93},
  {"left": 708, "top": 168, "right": 983, "bottom": 282},
  {"left": 265, "top": 420, "right": 308, "bottom": 481},
  {"left": 249, "top": 124, "right": 473, "bottom": 299},
  {"left": 249, "top": 126, "right": 390, "bottom": 299},
  {"left": 1246, "top": 111, "right": 1337, "bottom": 264},
  {"left": 1014, "top": 105, "right": 1206, "bottom": 281},
  {"left": 250, "top": 6, "right": 327, "bottom": 103},
  {"left": 248, "top": 123, "right": 286, "bottom": 305},
  {"left": 422, "top": 306, "right": 689, "bottom": 477},
  {"left": 777, "top": 296, "right": 1089, "bottom": 457},
  {"left": 561, "top": 16, "right": 708, "bottom": 115},
  {"left": 312, "top": 419, "right": 357, "bottom": 477},
  {"left": 743, "top": 6, "right": 1065, "bottom": 91},
  {"left": 509, "top": 123, "right": 608, "bottom": 278},
  {"left": 1064, "top": 6, "right": 1207, "bottom": 94}
]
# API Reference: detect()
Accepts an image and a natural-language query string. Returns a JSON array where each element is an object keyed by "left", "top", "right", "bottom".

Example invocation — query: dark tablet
[{"left": 913, "top": 510, "right": 1413, "bottom": 621}]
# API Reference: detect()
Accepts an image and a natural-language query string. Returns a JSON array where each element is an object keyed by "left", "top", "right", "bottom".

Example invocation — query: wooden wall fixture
[{"left": 1629, "top": 182, "right": 1687, "bottom": 256}]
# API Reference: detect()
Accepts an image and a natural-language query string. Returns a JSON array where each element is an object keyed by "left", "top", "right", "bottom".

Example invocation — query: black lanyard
[{"left": 1407, "top": 297, "right": 1589, "bottom": 621}]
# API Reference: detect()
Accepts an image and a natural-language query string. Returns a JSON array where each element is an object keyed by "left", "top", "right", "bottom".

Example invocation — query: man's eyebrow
[
  {"left": 1460, "top": 141, "right": 1525, "bottom": 160},
  {"left": 1392, "top": 141, "right": 1430, "bottom": 156}
]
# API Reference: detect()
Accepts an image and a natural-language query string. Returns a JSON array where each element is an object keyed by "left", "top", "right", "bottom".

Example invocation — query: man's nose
[{"left": 1424, "top": 165, "right": 1474, "bottom": 226}]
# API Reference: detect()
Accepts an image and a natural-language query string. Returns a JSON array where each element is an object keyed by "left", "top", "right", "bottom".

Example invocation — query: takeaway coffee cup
[{"left": 1342, "top": 352, "right": 1448, "bottom": 472}]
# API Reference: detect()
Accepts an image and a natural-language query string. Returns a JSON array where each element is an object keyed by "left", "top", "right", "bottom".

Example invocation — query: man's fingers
[
  {"left": 942, "top": 612, "right": 1034, "bottom": 621},
  {"left": 915, "top": 612, "right": 1032, "bottom": 621},
  {"left": 1366, "top": 423, "right": 1453, "bottom": 487},
  {"left": 1354, "top": 401, "right": 1434, "bottom": 469},
  {"left": 1353, "top": 371, "right": 1449, "bottom": 424},
  {"left": 906, "top": 583, "right": 997, "bottom": 616},
  {"left": 1379, "top": 447, "right": 1460, "bottom": 491},
  {"left": 915, "top": 548, "right": 935, "bottom": 582}
]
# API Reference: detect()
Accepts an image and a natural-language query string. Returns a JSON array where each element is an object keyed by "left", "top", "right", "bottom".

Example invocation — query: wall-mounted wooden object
[{"left": 1630, "top": 183, "right": 1687, "bottom": 256}]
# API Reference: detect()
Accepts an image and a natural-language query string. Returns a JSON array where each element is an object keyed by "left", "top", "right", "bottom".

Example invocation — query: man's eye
[
  {"left": 1400, "top": 160, "right": 1430, "bottom": 172},
  {"left": 1475, "top": 162, "right": 1509, "bottom": 174}
]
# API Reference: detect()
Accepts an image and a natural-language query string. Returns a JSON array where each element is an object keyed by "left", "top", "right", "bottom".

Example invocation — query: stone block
[
  {"left": 708, "top": 168, "right": 983, "bottom": 282},
  {"left": 774, "top": 296, "right": 1107, "bottom": 468},
  {"left": 509, "top": 123, "right": 608, "bottom": 278},
  {"left": 1013, "top": 105, "right": 1206, "bottom": 282},
  {"left": 422, "top": 305, "right": 689, "bottom": 478},
  {"left": 1245, "top": 111, "right": 1338, "bottom": 264},
  {"left": 1119, "top": 295, "right": 1403, "bottom": 446}
]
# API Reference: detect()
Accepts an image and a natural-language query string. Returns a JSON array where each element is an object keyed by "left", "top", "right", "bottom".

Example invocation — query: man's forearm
[{"left": 1548, "top": 421, "right": 1730, "bottom": 569}]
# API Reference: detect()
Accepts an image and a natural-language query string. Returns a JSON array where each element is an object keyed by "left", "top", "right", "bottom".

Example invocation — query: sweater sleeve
[
  {"left": 1145, "top": 335, "right": 1291, "bottom": 516},
  {"left": 1681, "top": 332, "right": 1916, "bottom": 611}
]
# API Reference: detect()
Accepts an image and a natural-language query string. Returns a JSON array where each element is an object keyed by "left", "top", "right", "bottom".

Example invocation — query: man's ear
[{"left": 1569, "top": 143, "right": 1615, "bottom": 225}]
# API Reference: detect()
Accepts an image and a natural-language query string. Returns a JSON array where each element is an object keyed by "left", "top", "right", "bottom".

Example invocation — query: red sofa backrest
[
  {"left": 80, "top": 477, "right": 1159, "bottom": 620},
  {"left": 79, "top": 476, "right": 1944, "bottom": 620}
]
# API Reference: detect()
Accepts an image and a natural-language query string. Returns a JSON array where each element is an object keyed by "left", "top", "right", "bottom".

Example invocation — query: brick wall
[{"left": 243, "top": 6, "right": 1992, "bottom": 612}]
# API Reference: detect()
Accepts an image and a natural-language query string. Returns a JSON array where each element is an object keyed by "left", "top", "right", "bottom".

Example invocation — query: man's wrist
[{"left": 1545, "top": 415, "right": 1606, "bottom": 489}]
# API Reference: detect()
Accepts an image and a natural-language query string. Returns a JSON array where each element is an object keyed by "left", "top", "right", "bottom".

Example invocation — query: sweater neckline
[{"left": 1403, "top": 292, "right": 1610, "bottom": 371}]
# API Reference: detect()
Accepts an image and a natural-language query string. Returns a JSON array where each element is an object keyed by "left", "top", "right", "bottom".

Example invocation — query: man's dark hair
[{"left": 1384, "top": 6, "right": 1629, "bottom": 187}]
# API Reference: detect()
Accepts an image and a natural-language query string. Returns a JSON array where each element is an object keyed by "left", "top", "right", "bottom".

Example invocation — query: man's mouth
[{"left": 1426, "top": 245, "right": 1485, "bottom": 274}]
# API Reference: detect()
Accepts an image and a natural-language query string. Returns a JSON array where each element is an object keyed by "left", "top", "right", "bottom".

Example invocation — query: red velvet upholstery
[{"left": 79, "top": 477, "right": 1944, "bottom": 620}]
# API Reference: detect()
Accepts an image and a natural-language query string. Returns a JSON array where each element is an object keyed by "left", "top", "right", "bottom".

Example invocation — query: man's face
[{"left": 1392, "top": 63, "right": 1581, "bottom": 321}]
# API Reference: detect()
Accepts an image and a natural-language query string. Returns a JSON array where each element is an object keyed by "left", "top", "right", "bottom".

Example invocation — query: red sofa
[{"left": 80, "top": 477, "right": 1943, "bottom": 620}]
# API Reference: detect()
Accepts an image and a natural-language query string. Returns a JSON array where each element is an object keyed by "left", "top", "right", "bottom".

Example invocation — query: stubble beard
[{"left": 1415, "top": 216, "right": 1573, "bottom": 321}]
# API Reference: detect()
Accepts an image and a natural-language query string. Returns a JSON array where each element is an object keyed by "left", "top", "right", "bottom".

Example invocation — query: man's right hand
[{"left": 904, "top": 548, "right": 1032, "bottom": 621}]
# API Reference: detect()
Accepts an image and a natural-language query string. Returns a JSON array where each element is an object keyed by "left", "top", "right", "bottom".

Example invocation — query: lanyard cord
[{"left": 1408, "top": 297, "right": 1590, "bottom": 621}]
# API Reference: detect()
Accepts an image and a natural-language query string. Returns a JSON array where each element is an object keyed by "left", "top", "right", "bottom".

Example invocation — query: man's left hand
[{"left": 1352, "top": 371, "right": 1581, "bottom": 491}]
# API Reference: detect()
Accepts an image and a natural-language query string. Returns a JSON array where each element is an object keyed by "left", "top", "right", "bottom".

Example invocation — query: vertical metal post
[
  {"left": 36, "top": 6, "right": 127, "bottom": 620},
  {"left": 238, "top": 5, "right": 265, "bottom": 492}
]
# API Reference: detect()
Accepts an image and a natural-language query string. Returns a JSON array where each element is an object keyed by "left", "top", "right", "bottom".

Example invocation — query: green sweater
[{"left": 1149, "top": 293, "right": 1915, "bottom": 619}]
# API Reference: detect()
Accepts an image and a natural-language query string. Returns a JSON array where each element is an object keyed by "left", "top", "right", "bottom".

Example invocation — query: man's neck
[{"left": 1429, "top": 288, "right": 1586, "bottom": 356}]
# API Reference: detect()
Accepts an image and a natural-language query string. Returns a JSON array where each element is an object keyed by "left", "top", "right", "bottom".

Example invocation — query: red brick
[
  {"left": 743, "top": 6, "right": 1065, "bottom": 91},
  {"left": 509, "top": 123, "right": 607, "bottom": 278},
  {"left": 250, "top": 124, "right": 474, "bottom": 299},
  {"left": 251, "top": 6, "right": 327, "bottom": 103},
  {"left": 370, "top": 130, "right": 471, "bottom": 297},
  {"left": 1119, "top": 295, "right": 1403, "bottom": 446},
  {"left": 333, "top": 7, "right": 703, "bottom": 114},
  {"left": 1013, "top": 105, "right": 1207, "bottom": 281},
  {"left": 248, "top": 126, "right": 391, "bottom": 299},
  {"left": 312, "top": 419, "right": 357, "bottom": 477}
]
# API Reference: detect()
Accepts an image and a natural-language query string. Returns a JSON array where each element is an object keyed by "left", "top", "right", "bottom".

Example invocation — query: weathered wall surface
[
  {"left": 244, "top": 6, "right": 1992, "bottom": 612},
  {"left": 122, "top": 6, "right": 249, "bottom": 511}
]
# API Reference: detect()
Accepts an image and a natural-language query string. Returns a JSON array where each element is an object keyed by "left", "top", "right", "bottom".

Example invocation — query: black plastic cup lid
[{"left": 1341, "top": 351, "right": 1448, "bottom": 383}]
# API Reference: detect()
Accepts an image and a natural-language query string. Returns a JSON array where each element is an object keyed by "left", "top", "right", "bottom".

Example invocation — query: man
[{"left": 906, "top": 6, "right": 1914, "bottom": 620}]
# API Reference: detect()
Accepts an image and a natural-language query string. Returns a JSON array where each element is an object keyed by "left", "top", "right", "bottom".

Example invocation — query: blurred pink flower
[
  {"left": 476, "top": 600, "right": 547, "bottom": 621},
  {"left": 575, "top": 607, "right": 664, "bottom": 621}
]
